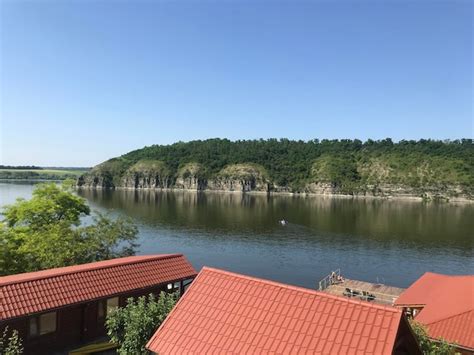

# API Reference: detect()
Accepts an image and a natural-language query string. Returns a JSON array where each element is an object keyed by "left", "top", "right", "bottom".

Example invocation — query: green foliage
[
  {"left": 3, "top": 183, "right": 90, "bottom": 228},
  {"left": 0, "top": 182, "right": 138, "bottom": 275},
  {"left": 106, "top": 292, "right": 178, "bottom": 355},
  {"left": 0, "top": 168, "right": 87, "bottom": 180},
  {"left": 311, "top": 153, "right": 360, "bottom": 193},
  {"left": 219, "top": 163, "right": 269, "bottom": 180},
  {"left": 0, "top": 327, "right": 23, "bottom": 355},
  {"left": 80, "top": 139, "right": 473, "bottom": 197},
  {"left": 127, "top": 160, "right": 170, "bottom": 175},
  {"left": 90, "top": 158, "right": 131, "bottom": 186},
  {"left": 410, "top": 320, "right": 457, "bottom": 355},
  {"left": 178, "top": 163, "right": 207, "bottom": 180}
]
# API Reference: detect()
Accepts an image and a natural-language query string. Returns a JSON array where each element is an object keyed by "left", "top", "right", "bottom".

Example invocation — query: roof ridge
[
  {"left": 0, "top": 254, "right": 182, "bottom": 287},
  {"left": 423, "top": 272, "right": 474, "bottom": 280},
  {"left": 146, "top": 262, "right": 207, "bottom": 350},
  {"left": 201, "top": 266, "right": 401, "bottom": 314}
]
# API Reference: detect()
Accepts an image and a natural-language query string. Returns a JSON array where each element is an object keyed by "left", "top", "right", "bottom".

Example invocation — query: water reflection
[
  {"left": 79, "top": 189, "right": 472, "bottom": 243},
  {"left": 2, "top": 183, "right": 472, "bottom": 289},
  {"left": 75, "top": 189, "right": 474, "bottom": 288}
]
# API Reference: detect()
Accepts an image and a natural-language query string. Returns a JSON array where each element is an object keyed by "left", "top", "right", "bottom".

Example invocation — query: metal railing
[
  {"left": 317, "top": 270, "right": 400, "bottom": 305},
  {"left": 328, "top": 284, "right": 399, "bottom": 305},
  {"left": 318, "top": 269, "right": 341, "bottom": 291}
]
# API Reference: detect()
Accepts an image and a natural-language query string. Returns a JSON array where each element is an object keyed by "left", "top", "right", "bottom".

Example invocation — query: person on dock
[{"left": 331, "top": 271, "right": 345, "bottom": 284}]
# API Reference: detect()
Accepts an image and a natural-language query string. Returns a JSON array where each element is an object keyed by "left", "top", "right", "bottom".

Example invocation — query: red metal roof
[
  {"left": 395, "top": 272, "right": 474, "bottom": 350},
  {"left": 0, "top": 254, "right": 197, "bottom": 321},
  {"left": 147, "top": 267, "right": 405, "bottom": 354}
]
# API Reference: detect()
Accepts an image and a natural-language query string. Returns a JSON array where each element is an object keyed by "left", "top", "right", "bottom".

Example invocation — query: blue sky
[{"left": 1, "top": 0, "right": 472, "bottom": 166}]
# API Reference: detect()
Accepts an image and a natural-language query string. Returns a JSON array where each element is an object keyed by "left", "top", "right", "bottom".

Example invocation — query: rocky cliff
[
  {"left": 175, "top": 163, "right": 207, "bottom": 190},
  {"left": 77, "top": 139, "right": 473, "bottom": 202},
  {"left": 78, "top": 161, "right": 272, "bottom": 193},
  {"left": 305, "top": 154, "right": 470, "bottom": 201},
  {"left": 207, "top": 164, "right": 270, "bottom": 192},
  {"left": 121, "top": 160, "right": 172, "bottom": 189}
]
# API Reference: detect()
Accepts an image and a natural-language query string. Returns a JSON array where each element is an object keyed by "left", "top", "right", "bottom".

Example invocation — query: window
[
  {"left": 167, "top": 282, "right": 181, "bottom": 290},
  {"left": 39, "top": 312, "right": 57, "bottom": 335},
  {"left": 106, "top": 297, "right": 119, "bottom": 315},
  {"left": 28, "top": 312, "right": 57, "bottom": 337},
  {"left": 97, "top": 297, "right": 119, "bottom": 321}
]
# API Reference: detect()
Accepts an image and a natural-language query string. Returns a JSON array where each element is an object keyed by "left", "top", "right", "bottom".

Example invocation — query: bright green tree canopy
[{"left": 0, "top": 182, "right": 138, "bottom": 276}]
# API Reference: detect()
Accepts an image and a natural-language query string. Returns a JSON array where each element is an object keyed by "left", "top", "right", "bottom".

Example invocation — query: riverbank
[{"left": 76, "top": 185, "right": 474, "bottom": 203}]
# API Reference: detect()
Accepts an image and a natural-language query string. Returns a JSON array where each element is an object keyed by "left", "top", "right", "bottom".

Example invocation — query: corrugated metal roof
[
  {"left": 147, "top": 267, "right": 404, "bottom": 354},
  {"left": 394, "top": 272, "right": 474, "bottom": 350},
  {"left": 0, "top": 254, "right": 197, "bottom": 320}
]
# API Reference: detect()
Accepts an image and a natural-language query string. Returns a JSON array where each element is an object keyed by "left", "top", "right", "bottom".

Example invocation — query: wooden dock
[{"left": 322, "top": 279, "right": 405, "bottom": 305}]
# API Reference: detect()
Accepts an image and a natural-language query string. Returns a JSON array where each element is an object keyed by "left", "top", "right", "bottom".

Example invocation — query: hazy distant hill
[{"left": 77, "top": 139, "right": 473, "bottom": 201}]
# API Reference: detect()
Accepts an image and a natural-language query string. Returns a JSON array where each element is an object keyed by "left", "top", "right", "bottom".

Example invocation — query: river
[{"left": 1, "top": 181, "right": 472, "bottom": 289}]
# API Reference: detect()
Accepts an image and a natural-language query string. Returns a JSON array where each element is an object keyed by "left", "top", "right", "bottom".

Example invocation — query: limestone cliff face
[
  {"left": 76, "top": 159, "right": 127, "bottom": 189},
  {"left": 207, "top": 164, "right": 271, "bottom": 192},
  {"left": 77, "top": 161, "right": 271, "bottom": 193},
  {"left": 77, "top": 156, "right": 471, "bottom": 201},
  {"left": 121, "top": 160, "right": 172, "bottom": 189},
  {"left": 305, "top": 182, "right": 340, "bottom": 195},
  {"left": 77, "top": 174, "right": 112, "bottom": 189},
  {"left": 305, "top": 156, "right": 470, "bottom": 200},
  {"left": 304, "top": 181, "right": 445, "bottom": 198},
  {"left": 175, "top": 163, "right": 207, "bottom": 190}
]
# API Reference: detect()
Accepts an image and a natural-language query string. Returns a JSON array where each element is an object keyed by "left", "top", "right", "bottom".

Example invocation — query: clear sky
[{"left": 1, "top": 0, "right": 472, "bottom": 166}]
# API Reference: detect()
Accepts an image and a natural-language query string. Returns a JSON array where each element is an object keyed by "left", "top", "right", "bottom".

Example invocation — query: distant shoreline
[
  {"left": 0, "top": 179, "right": 64, "bottom": 182},
  {"left": 2, "top": 179, "right": 471, "bottom": 203},
  {"left": 76, "top": 185, "right": 474, "bottom": 204}
]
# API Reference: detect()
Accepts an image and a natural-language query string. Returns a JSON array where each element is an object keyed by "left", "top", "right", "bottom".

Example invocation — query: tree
[
  {"left": 80, "top": 138, "right": 473, "bottom": 197},
  {"left": 2, "top": 181, "right": 89, "bottom": 229},
  {"left": 409, "top": 320, "right": 457, "bottom": 355},
  {"left": 0, "top": 182, "right": 138, "bottom": 275},
  {"left": 0, "top": 327, "right": 23, "bottom": 355},
  {"left": 106, "top": 292, "right": 178, "bottom": 355}
]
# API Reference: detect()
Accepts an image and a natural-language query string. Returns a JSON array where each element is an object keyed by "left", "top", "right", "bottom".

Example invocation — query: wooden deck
[{"left": 322, "top": 279, "right": 405, "bottom": 305}]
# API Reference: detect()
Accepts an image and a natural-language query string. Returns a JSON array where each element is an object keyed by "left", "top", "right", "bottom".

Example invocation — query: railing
[
  {"left": 324, "top": 284, "right": 398, "bottom": 305},
  {"left": 317, "top": 270, "right": 401, "bottom": 305},
  {"left": 318, "top": 269, "right": 341, "bottom": 291},
  {"left": 328, "top": 284, "right": 399, "bottom": 305}
]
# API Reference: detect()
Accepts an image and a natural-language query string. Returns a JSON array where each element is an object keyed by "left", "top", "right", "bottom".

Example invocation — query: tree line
[{"left": 87, "top": 138, "right": 473, "bottom": 195}]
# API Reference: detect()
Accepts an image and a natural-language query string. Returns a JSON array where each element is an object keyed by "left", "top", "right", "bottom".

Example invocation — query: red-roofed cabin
[
  {"left": 395, "top": 272, "right": 474, "bottom": 354},
  {"left": 146, "top": 267, "right": 421, "bottom": 355},
  {"left": 0, "top": 254, "right": 197, "bottom": 354}
]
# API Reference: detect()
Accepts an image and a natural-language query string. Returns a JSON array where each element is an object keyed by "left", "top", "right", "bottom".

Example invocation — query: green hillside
[{"left": 78, "top": 138, "right": 473, "bottom": 199}]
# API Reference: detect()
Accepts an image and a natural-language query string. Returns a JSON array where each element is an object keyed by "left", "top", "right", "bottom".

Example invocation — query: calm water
[{"left": 1, "top": 182, "right": 473, "bottom": 288}]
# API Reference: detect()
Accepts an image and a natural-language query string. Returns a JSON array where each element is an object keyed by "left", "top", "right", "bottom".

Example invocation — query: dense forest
[{"left": 78, "top": 139, "right": 473, "bottom": 200}]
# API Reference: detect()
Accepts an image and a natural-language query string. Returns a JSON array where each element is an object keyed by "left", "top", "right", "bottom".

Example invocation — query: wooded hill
[{"left": 78, "top": 139, "right": 473, "bottom": 200}]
